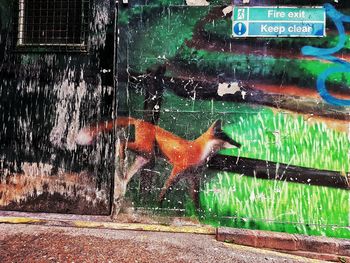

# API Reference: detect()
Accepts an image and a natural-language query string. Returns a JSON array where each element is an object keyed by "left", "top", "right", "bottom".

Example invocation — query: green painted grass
[
  {"left": 220, "top": 108, "right": 350, "bottom": 173},
  {"left": 125, "top": 90, "right": 349, "bottom": 238},
  {"left": 200, "top": 171, "right": 350, "bottom": 238}
]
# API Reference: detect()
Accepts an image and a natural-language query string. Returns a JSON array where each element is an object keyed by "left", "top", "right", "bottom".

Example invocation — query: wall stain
[{"left": 0, "top": 163, "right": 108, "bottom": 214}]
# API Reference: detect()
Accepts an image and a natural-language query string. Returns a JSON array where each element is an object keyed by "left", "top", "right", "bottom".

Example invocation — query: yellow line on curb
[
  {"left": 74, "top": 220, "right": 216, "bottom": 234},
  {"left": 0, "top": 216, "right": 216, "bottom": 235},
  {"left": 0, "top": 217, "right": 42, "bottom": 224}
]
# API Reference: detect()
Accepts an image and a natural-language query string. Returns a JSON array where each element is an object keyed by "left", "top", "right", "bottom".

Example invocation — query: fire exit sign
[{"left": 232, "top": 7, "right": 326, "bottom": 37}]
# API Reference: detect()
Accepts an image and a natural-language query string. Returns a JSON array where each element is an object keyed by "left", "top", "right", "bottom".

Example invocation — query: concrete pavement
[{"left": 0, "top": 223, "right": 322, "bottom": 263}]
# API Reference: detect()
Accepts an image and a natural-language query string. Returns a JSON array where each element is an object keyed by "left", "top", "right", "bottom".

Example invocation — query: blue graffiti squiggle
[{"left": 301, "top": 4, "right": 350, "bottom": 106}]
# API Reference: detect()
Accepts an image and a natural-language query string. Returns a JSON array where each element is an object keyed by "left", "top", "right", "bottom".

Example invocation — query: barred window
[{"left": 17, "top": 0, "right": 89, "bottom": 51}]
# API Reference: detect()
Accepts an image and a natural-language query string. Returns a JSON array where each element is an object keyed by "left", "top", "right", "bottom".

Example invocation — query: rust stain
[{"left": 0, "top": 162, "right": 109, "bottom": 214}]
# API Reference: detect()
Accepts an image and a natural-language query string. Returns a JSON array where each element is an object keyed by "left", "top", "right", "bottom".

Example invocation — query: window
[{"left": 17, "top": 0, "right": 90, "bottom": 51}]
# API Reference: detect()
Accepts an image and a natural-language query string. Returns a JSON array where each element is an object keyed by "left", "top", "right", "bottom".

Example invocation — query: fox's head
[
  {"left": 210, "top": 119, "right": 241, "bottom": 149},
  {"left": 197, "top": 120, "right": 241, "bottom": 162}
]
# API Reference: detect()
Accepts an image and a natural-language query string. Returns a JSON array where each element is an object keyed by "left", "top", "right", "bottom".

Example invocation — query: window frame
[{"left": 16, "top": 0, "right": 90, "bottom": 53}]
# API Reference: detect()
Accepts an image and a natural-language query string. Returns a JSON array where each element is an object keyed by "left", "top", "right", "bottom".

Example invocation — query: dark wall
[{"left": 0, "top": 0, "right": 116, "bottom": 214}]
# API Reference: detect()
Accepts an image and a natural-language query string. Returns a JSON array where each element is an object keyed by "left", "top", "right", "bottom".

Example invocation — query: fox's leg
[
  {"left": 112, "top": 155, "right": 149, "bottom": 220},
  {"left": 119, "top": 142, "right": 125, "bottom": 162},
  {"left": 118, "top": 140, "right": 151, "bottom": 181},
  {"left": 189, "top": 176, "right": 200, "bottom": 210},
  {"left": 124, "top": 155, "right": 150, "bottom": 183},
  {"left": 118, "top": 142, "right": 126, "bottom": 174},
  {"left": 159, "top": 166, "right": 183, "bottom": 203}
]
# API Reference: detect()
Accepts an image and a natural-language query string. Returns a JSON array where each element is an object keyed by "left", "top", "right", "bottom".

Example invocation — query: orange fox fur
[{"left": 76, "top": 117, "right": 241, "bottom": 208}]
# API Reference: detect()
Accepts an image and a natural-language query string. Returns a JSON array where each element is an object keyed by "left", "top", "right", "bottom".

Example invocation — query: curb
[
  {"left": 1, "top": 213, "right": 349, "bottom": 262},
  {"left": 216, "top": 227, "right": 350, "bottom": 262},
  {"left": 0, "top": 216, "right": 216, "bottom": 235}
]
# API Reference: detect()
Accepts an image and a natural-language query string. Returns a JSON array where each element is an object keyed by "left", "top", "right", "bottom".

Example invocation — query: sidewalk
[
  {"left": 1, "top": 211, "right": 349, "bottom": 262},
  {"left": 0, "top": 223, "right": 320, "bottom": 263}
]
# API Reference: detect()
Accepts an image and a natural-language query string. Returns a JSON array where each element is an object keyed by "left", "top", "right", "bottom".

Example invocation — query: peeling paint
[
  {"left": 217, "top": 82, "right": 241, "bottom": 97},
  {"left": 222, "top": 6, "right": 233, "bottom": 16},
  {"left": 89, "top": 2, "right": 111, "bottom": 49},
  {"left": 186, "top": 0, "right": 209, "bottom": 6}
]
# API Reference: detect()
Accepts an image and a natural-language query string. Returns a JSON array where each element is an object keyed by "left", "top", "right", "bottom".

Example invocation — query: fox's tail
[{"left": 76, "top": 117, "right": 135, "bottom": 145}]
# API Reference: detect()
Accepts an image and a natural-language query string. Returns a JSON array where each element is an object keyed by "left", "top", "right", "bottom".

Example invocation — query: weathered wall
[
  {"left": 0, "top": 0, "right": 115, "bottom": 214},
  {"left": 107, "top": 0, "right": 349, "bottom": 238},
  {"left": 0, "top": 0, "right": 349, "bottom": 238}
]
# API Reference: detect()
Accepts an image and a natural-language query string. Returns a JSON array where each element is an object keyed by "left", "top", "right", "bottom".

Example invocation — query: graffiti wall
[
  {"left": 100, "top": 0, "right": 348, "bottom": 238},
  {"left": 0, "top": 0, "right": 116, "bottom": 214},
  {"left": 0, "top": 0, "right": 349, "bottom": 238}
]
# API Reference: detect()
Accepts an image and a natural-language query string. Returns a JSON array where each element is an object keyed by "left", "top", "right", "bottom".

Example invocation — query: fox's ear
[
  {"left": 211, "top": 120, "right": 242, "bottom": 148},
  {"left": 212, "top": 119, "right": 222, "bottom": 133}
]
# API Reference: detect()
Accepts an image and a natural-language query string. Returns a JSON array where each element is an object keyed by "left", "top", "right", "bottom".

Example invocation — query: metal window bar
[{"left": 17, "top": 0, "right": 89, "bottom": 51}]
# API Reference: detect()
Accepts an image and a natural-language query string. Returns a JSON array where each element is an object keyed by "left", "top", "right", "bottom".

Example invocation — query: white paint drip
[
  {"left": 50, "top": 73, "right": 74, "bottom": 149},
  {"left": 50, "top": 68, "right": 88, "bottom": 150},
  {"left": 66, "top": 71, "right": 87, "bottom": 150},
  {"left": 89, "top": 3, "right": 110, "bottom": 49}
]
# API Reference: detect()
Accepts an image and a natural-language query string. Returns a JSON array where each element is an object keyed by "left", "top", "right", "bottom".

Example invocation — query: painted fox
[{"left": 76, "top": 117, "right": 241, "bottom": 208}]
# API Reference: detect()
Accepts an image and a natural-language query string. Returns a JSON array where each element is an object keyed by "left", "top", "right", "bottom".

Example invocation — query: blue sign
[
  {"left": 248, "top": 22, "right": 325, "bottom": 37},
  {"left": 233, "top": 22, "right": 247, "bottom": 35},
  {"left": 232, "top": 6, "right": 326, "bottom": 38}
]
